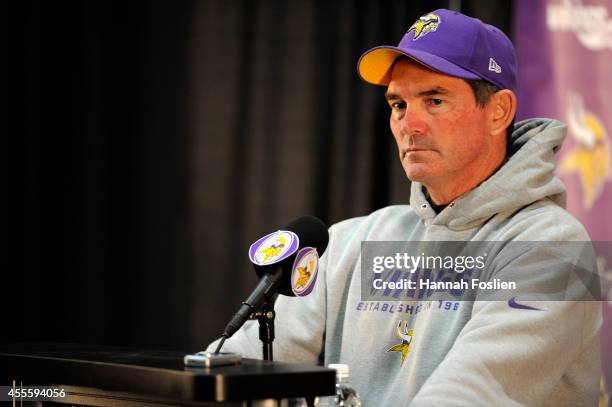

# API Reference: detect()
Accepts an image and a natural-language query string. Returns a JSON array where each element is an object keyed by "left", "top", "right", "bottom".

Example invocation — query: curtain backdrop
[{"left": 13, "top": 0, "right": 511, "bottom": 351}]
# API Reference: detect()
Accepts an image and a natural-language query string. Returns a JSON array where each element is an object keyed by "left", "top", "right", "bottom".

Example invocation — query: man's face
[{"left": 386, "top": 58, "right": 495, "bottom": 192}]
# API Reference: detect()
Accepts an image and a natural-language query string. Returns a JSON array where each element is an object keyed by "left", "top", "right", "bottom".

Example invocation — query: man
[{"left": 210, "top": 9, "right": 601, "bottom": 406}]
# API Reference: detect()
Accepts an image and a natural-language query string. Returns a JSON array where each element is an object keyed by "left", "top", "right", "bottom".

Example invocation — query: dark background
[{"left": 12, "top": 0, "right": 512, "bottom": 351}]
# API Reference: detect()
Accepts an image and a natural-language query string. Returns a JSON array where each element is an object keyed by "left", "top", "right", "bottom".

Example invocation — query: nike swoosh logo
[{"left": 508, "top": 297, "right": 543, "bottom": 311}]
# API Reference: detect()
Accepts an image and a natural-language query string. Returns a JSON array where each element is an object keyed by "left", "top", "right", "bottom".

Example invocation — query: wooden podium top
[{"left": 0, "top": 343, "right": 335, "bottom": 406}]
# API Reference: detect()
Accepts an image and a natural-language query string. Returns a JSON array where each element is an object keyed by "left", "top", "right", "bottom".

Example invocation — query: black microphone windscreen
[
  {"left": 284, "top": 215, "right": 329, "bottom": 256},
  {"left": 257, "top": 215, "right": 329, "bottom": 297}
]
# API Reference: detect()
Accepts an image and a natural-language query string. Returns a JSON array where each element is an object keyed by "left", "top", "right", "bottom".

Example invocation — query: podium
[{"left": 0, "top": 343, "right": 336, "bottom": 406}]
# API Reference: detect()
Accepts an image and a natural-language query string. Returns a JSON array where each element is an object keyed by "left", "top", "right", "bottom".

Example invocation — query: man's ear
[{"left": 488, "top": 89, "right": 517, "bottom": 136}]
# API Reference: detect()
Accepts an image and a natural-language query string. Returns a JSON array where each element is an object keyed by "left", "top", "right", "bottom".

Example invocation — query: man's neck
[{"left": 424, "top": 151, "right": 506, "bottom": 205}]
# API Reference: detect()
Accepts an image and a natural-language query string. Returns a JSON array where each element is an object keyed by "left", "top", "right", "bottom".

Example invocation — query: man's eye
[
  {"left": 427, "top": 98, "right": 443, "bottom": 106},
  {"left": 391, "top": 102, "right": 406, "bottom": 109}
]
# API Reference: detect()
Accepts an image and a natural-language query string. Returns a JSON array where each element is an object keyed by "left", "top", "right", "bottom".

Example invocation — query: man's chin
[{"left": 403, "top": 166, "right": 436, "bottom": 183}]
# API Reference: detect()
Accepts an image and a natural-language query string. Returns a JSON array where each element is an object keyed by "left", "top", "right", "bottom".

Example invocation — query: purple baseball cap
[{"left": 357, "top": 9, "right": 517, "bottom": 91}]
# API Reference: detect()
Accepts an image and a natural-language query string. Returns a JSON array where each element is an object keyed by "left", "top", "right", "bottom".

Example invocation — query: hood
[{"left": 410, "top": 118, "right": 568, "bottom": 230}]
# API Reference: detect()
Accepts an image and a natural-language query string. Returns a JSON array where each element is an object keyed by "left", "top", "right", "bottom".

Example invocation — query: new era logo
[{"left": 488, "top": 58, "right": 502, "bottom": 73}]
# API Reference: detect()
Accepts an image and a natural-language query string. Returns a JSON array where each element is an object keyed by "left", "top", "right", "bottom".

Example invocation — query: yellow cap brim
[{"left": 357, "top": 47, "right": 406, "bottom": 86}]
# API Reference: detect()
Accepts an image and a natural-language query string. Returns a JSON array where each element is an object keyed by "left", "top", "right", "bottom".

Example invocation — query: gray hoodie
[{"left": 209, "top": 119, "right": 601, "bottom": 406}]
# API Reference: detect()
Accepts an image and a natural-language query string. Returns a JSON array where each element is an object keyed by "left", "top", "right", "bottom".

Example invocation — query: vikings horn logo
[
  {"left": 257, "top": 236, "right": 287, "bottom": 262},
  {"left": 407, "top": 13, "right": 440, "bottom": 40},
  {"left": 387, "top": 320, "right": 414, "bottom": 366},
  {"left": 294, "top": 260, "right": 315, "bottom": 290},
  {"left": 560, "top": 92, "right": 611, "bottom": 209}
]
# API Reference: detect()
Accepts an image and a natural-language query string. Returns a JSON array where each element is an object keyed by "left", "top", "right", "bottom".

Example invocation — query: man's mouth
[{"left": 402, "top": 147, "right": 434, "bottom": 158}]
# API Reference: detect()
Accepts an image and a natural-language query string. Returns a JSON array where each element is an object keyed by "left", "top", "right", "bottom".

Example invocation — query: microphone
[{"left": 221, "top": 216, "right": 329, "bottom": 341}]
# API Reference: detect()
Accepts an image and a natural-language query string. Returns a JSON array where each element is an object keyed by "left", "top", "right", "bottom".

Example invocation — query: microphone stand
[{"left": 254, "top": 292, "right": 278, "bottom": 361}]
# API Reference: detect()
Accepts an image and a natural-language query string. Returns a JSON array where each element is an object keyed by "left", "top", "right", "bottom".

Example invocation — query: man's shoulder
[{"left": 505, "top": 197, "right": 591, "bottom": 241}]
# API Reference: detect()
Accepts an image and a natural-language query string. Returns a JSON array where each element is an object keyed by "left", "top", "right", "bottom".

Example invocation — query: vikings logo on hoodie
[{"left": 387, "top": 320, "right": 414, "bottom": 366}]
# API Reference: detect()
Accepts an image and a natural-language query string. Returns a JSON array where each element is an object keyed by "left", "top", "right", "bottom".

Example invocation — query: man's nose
[{"left": 399, "top": 104, "right": 427, "bottom": 137}]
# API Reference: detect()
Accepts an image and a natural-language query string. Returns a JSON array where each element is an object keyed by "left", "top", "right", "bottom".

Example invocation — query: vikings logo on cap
[
  {"left": 249, "top": 230, "right": 300, "bottom": 266},
  {"left": 290, "top": 247, "right": 319, "bottom": 296},
  {"left": 407, "top": 12, "right": 441, "bottom": 40}
]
